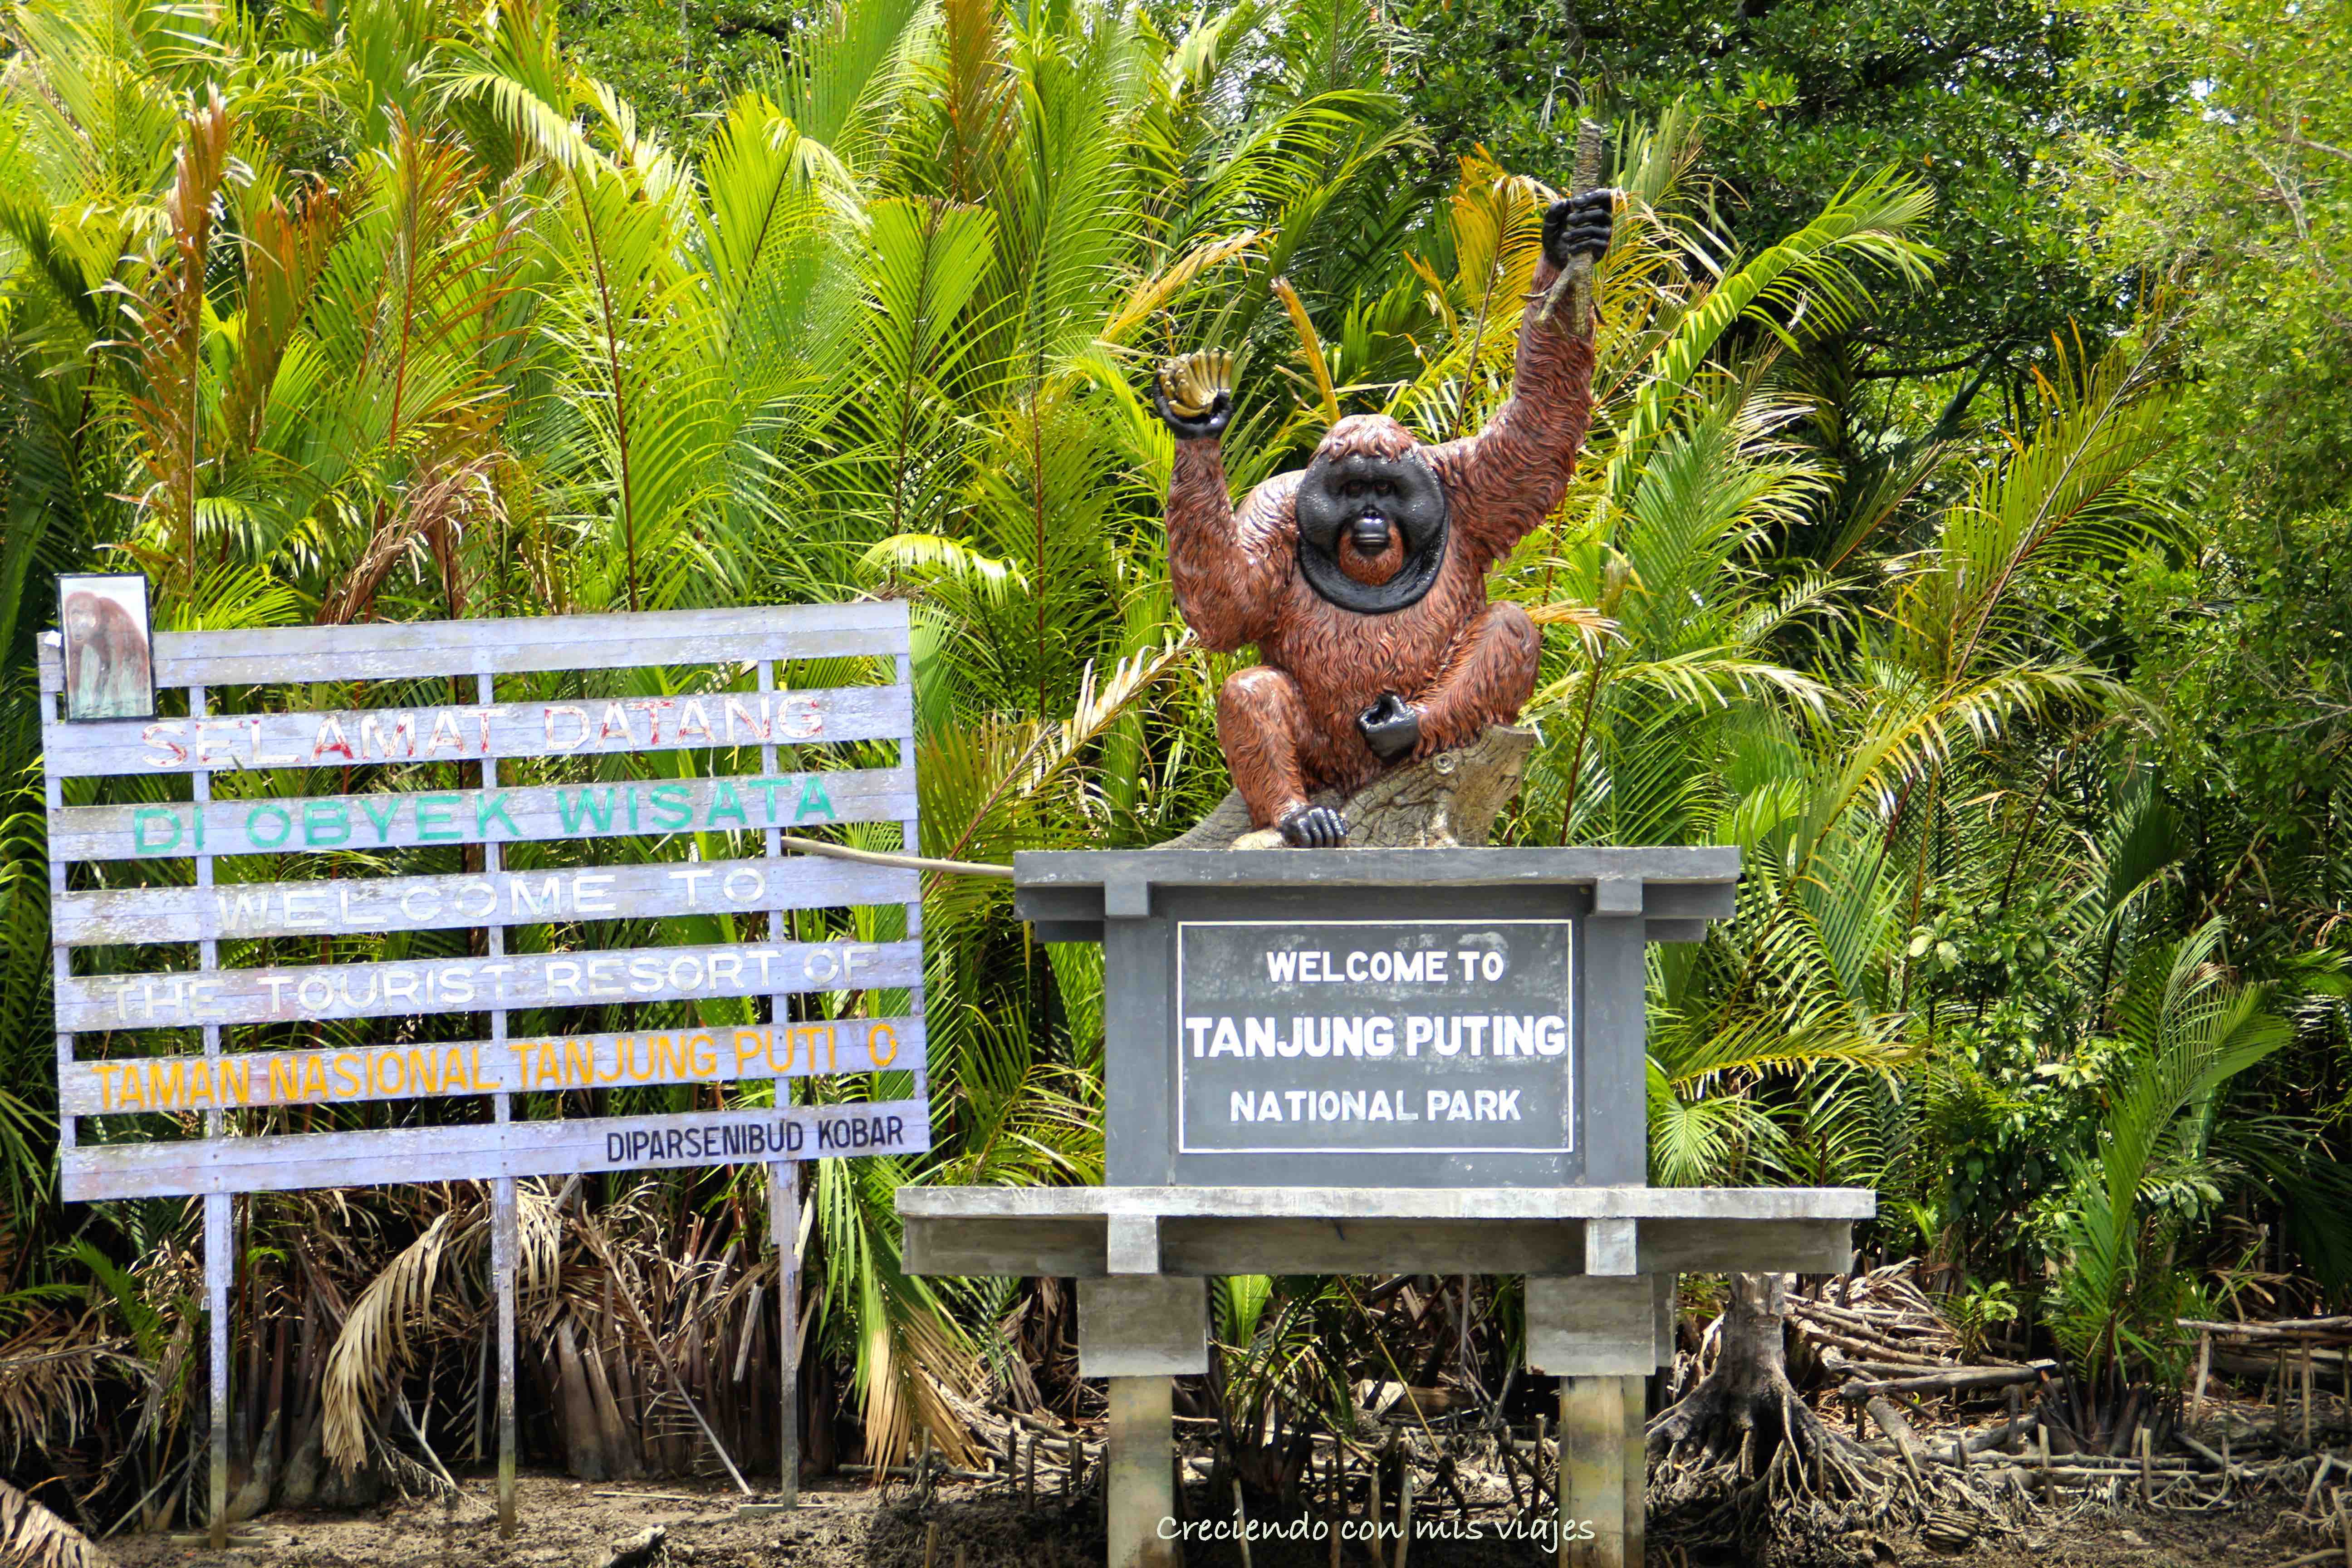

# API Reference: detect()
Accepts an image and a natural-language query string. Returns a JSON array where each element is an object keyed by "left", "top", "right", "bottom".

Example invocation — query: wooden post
[
  {"left": 1106, "top": 1377, "right": 1174, "bottom": 1568},
  {"left": 1562, "top": 1377, "right": 1626, "bottom": 1568},
  {"left": 493, "top": 1180, "right": 518, "bottom": 1538},
  {"left": 2304, "top": 1348, "right": 2316, "bottom": 1450},
  {"left": 1621, "top": 1375, "right": 1644, "bottom": 1567},
  {"left": 206, "top": 1192, "right": 230, "bottom": 1550},
  {"left": 192, "top": 684, "right": 230, "bottom": 1553},
  {"left": 773, "top": 1161, "right": 799, "bottom": 1505},
  {"left": 481, "top": 673, "right": 519, "bottom": 1541}
]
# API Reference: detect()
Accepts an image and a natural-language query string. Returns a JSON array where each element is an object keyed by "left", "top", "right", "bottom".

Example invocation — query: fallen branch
[
  {"left": 568, "top": 1205, "right": 755, "bottom": 1498},
  {"left": 1838, "top": 1362, "right": 2057, "bottom": 1402},
  {"left": 1865, "top": 1396, "right": 1929, "bottom": 1484}
]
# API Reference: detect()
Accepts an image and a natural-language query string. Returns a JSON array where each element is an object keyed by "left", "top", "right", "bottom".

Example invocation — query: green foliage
[
  {"left": 2042, "top": 923, "right": 2287, "bottom": 1396},
  {"left": 0, "top": 0, "right": 2346, "bottom": 1486},
  {"left": 1401, "top": 0, "right": 2158, "bottom": 396},
  {"left": 2065, "top": 0, "right": 2352, "bottom": 518}
]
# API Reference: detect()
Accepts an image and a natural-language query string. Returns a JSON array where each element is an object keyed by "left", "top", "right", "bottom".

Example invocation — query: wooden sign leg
[
  {"left": 1562, "top": 1377, "right": 1625, "bottom": 1568},
  {"left": 494, "top": 1177, "right": 519, "bottom": 1538},
  {"left": 206, "top": 1192, "right": 230, "bottom": 1551},
  {"left": 772, "top": 1161, "right": 799, "bottom": 1506},
  {"left": 1622, "top": 1375, "right": 1645, "bottom": 1567},
  {"left": 1107, "top": 1377, "right": 1174, "bottom": 1568}
]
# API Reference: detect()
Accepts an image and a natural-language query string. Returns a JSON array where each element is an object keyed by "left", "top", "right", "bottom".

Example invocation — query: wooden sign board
[
  {"left": 40, "top": 599, "right": 930, "bottom": 1531},
  {"left": 1174, "top": 917, "right": 1575, "bottom": 1158}
]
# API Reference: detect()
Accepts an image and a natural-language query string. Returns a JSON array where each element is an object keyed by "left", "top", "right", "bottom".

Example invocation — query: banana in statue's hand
[{"left": 1153, "top": 349, "right": 1234, "bottom": 439}]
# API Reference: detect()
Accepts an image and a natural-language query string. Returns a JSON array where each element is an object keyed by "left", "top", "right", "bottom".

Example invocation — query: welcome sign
[
  {"left": 1174, "top": 919, "right": 1574, "bottom": 1155},
  {"left": 41, "top": 601, "right": 930, "bottom": 1203}
]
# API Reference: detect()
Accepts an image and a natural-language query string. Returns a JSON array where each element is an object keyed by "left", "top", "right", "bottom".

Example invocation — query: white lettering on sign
[
  {"left": 1175, "top": 918, "right": 1574, "bottom": 1158},
  {"left": 56, "top": 939, "right": 916, "bottom": 1032},
  {"left": 1181, "top": 1014, "right": 1566, "bottom": 1059},
  {"left": 58, "top": 1098, "right": 933, "bottom": 1202},
  {"left": 136, "top": 694, "right": 834, "bottom": 771}
]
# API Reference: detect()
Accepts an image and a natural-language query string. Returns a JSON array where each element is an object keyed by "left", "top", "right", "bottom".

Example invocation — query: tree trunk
[
  {"left": 1649, "top": 1274, "right": 1821, "bottom": 1477},
  {"left": 1646, "top": 1275, "right": 1902, "bottom": 1563}
]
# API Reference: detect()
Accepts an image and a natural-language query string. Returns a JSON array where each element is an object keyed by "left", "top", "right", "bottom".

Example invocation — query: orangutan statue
[{"left": 1154, "top": 188, "right": 1613, "bottom": 847}]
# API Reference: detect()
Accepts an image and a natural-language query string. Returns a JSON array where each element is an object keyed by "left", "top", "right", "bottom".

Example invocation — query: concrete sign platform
[{"left": 900, "top": 846, "right": 1876, "bottom": 1568}]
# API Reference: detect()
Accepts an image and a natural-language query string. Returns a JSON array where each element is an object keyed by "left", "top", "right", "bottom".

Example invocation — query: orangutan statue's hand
[
  {"left": 1542, "top": 188, "right": 1616, "bottom": 270},
  {"left": 1357, "top": 692, "right": 1422, "bottom": 763},
  {"left": 1154, "top": 350, "right": 1234, "bottom": 440}
]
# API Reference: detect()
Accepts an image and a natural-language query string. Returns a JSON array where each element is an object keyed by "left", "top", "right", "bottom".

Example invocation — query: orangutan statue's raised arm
[
  {"left": 1157, "top": 351, "right": 1292, "bottom": 653},
  {"left": 1423, "top": 189, "right": 1615, "bottom": 570}
]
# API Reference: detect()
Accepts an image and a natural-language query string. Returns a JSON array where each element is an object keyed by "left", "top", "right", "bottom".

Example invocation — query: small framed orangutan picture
[{"left": 57, "top": 572, "right": 156, "bottom": 722}]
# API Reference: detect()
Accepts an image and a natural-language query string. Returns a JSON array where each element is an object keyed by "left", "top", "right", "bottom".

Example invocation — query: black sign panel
[{"left": 1174, "top": 919, "right": 1574, "bottom": 1157}]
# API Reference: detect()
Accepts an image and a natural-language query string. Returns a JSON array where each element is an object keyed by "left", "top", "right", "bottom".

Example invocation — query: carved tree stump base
[{"left": 1156, "top": 725, "right": 1536, "bottom": 851}]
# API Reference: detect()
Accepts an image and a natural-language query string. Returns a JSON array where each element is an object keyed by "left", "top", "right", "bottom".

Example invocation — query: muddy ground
[{"left": 101, "top": 1471, "right": 2299, "bottom": 1568}]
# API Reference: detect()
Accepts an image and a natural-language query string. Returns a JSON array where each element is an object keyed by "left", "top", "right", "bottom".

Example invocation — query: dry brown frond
[
  {"left": 0, "top": 1477, "right": 105, "bottom": 1568},
  {"left": 318, "top": 454, "right": 501, "bottom": 624},
  {"left": 0, "top": 1318, "right": 137, "bottom": 1465},
  {"left": 321, "top": 1200, "right": 487, "bottom": 1472}
]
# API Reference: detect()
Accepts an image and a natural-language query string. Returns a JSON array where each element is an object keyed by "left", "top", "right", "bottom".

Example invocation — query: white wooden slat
[
  {"left": 60, "top": 1098, "right": 932, "bottom": 1200},
  {"left": 56, "top": 855, "right": 918, "bottom": 946},
  {"left": 37, "top": 603, "right": 911, "bottom": 691},
  {"left": 57, "top": 938, "right": 920, "bottom": 1031},
  {"left": 44, "top": 685, "right": 911, "bottom": 779},
  {"left": 62, "top": 1016, "right": 926, "bottom": 1115},
  {"left": 49, "top": 768, "right": 913, "bottom": 863}
]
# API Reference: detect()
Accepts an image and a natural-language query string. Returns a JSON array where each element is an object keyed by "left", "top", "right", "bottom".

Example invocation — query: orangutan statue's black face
[{"left": 1293, "top": 447, "right": 1450, "bottom": 615}]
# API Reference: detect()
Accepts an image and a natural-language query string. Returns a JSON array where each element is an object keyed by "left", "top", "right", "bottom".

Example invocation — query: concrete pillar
[
  {"left": 1080, "top": 1278, "right": 1205, "bottom": 1568},
  {"left": 1562, "top": 1376, "right": 1627, "bottom": 1568},
  {"left": 1107, "top": 1376, "right": 1175, "bottom": 1568}
]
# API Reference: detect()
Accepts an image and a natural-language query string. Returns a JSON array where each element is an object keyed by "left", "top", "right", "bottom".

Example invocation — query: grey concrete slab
[
  {"left": 1013, "top": 847, "right": 1742, "bottom": 894},
  {"left": 1107, "top": 1213, "right": 1161, "bottom": 1275},
  {"left": 897, "top": 1184, "right": 1876, "bottom": 1222},
  {"left": 1585, "top": 1216, "right": 1638, "bottom": 1276},
  {"left": 1636, "top": 1217, "right": 1856, "bottom": 1274},
  {"left": 900, "top": 1207, "right": 1859, "bottom": 1282}
]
